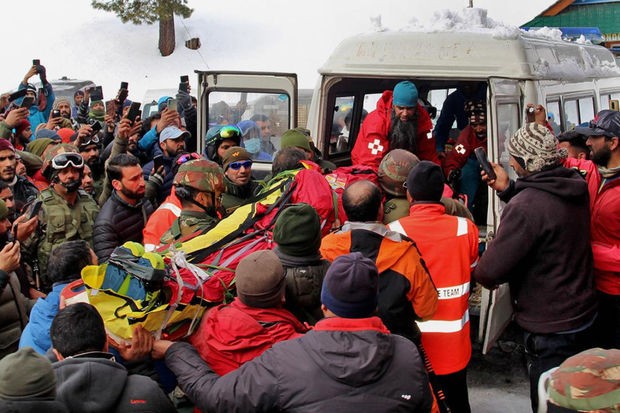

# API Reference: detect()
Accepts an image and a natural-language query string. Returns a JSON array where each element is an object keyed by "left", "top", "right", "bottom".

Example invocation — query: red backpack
[{"left": 324, "top": 165, "right": 380, "bottom": 224}]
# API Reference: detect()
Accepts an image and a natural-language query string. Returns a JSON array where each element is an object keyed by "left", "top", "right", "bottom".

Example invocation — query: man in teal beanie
[{"left": 351, "top": 80, "right": 439, "bottom": 170}]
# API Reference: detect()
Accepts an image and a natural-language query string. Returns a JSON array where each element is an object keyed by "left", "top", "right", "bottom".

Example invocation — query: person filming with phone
[
  {"left": 16, "top": 61, "right": 55, "bottom": 132},
  {"left": 473, "top": 119, "right": 598, "bottom": 411}
]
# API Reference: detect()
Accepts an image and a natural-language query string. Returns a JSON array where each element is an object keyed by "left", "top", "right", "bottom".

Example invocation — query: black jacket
[
  {"left": 166, "top": 317, "right": 432, "bottom": 413},
  {"left": 93, "top": 191, "right": 154, "bottom": 262},
  {"left": 54, "top": 352, "right": 175, "bottom": 413},
  {"left": 11, "top": 175, "right": 39, "bottom": 213},
  {"left": 474, "top": 167, "right": 598, "bottom": 334}
]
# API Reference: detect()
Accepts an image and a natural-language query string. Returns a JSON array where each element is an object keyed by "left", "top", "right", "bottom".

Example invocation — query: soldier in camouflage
[
  {"left": 22, "top": 144, "right": 99, "bottom": 292},
  {"left": 160, "top": 159, "right": 225, "bottom": 245},
  {"left": 378, "top": 149, "right": 473, "bottom": 224}
]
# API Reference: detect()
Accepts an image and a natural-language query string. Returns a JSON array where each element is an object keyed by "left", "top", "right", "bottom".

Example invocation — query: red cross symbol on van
[{"left": 368, "top": 139, "right": 384, "bottom": 155}]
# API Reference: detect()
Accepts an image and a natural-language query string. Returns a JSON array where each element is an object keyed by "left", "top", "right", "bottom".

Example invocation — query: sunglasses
[
  {"left": 51, "top": 152, "right": 84, "bottom": 170},
  {"left": 218, "top": 126, "right": 242, "bottom": 139},
  {"left": 176, "top": 152, "right": 201, "bottom": 165},
  {"left": 228, "top": 160, "right": 252, "bottom": 170},
  {"left": 588, "top": 121, "right": 616, "bottom": 138}
]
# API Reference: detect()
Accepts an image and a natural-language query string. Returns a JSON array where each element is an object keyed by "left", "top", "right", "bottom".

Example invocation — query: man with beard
[
  {"left": 566, "top": 109, "right": 620, "bottom": 350},
  {"left": 81, "top": 164, "right": 95, "bottom": 197},
  {"left": 220, "top": 146, "right": 260, "bottom": 215},
  {"left": 160, "top": 159, "right": 224, "bottom": 245},
  {"left": 94, "top": 153, "right": 154, "bottom": 263},
  {"left": 77, "top": 132, "right": 104, "bottom": 199},
  {"left": 351, "top": 81, "right": 439, "bottom": 170},
  {"left": 50, "top": 97, "right": 79, "bottom": 131},
  {"left": 0, "top": 138, "right": 38, "bottom": 213},
  {"left": 22, "top": 145, "right": 99, "bottom": 292},
  {"left": 474, "top": 122, "right": 597, "bottom": 410},
  {"left": 142, "top": 125, "right": 188, "bottom": 204}
]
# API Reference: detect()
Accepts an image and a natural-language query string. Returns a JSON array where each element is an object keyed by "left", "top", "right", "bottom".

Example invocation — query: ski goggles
[
  {"left": 206, "top": 125, "right": 241, "bottom": 143},
  {"left": 80, "top": 134, "right": 101, "bottom": 147},
  {"left": 228, "top": 160, "right": 252, "bottom": 170},
  {"left": 176, "top": 152, "right": 202, "bottom": 165},
  {"left": 51, "top": 152, "right": 84, "bottom": 170},
  {"left": 218, "top": 125, "right": 242, "bottom": 139}
]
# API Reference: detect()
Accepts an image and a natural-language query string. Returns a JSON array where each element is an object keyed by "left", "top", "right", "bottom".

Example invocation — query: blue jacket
[
  {"left": 19, "top": 282, "right": 68, "bottom": 354},
  {"left": 17, "top": 82, "right": 55, "bottom": 132}
]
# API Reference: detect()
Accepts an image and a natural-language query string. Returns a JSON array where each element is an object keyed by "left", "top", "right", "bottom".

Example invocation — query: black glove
[
  {"left": 176, "top": 89, "right": 192, "bottom": 111},
  {"left": 37, "top": 65, "right": 47, "bottom": 84},
  {"left": 447, "top": 168, "right": 461, "bottom": 185}
]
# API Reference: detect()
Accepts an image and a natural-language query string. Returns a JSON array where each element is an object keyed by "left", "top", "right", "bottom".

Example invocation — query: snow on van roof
[{"left": 323, "top": 7, "right": 620, "bottom": 81}]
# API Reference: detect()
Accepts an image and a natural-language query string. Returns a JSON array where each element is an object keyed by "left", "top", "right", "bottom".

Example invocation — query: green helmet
[
  {"left": 173, "top": 159, "right": 225, "bottom": 193},
  {"left": 41, "top": 143, "right": 81, "bottom": 180},
  {"left": 378, "top": 149, "right": 420, "bottom": 197}
]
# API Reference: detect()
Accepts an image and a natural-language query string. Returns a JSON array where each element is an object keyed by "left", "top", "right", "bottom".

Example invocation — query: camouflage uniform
[
  {"left": 160, "top": 210, "right": 218, "bottom": 245},
  {"left": 378, "top": 149, "right": 473, "bottom": 224},
  {"left": 22, "top": 144, "right": 98, "bottom": 291},
  {"left": 161, "top": 159, "right": 225, "bottom": 244}
]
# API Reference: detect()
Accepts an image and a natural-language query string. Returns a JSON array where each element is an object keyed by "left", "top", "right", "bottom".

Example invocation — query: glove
[
  {"left": 176, "top": 89, "right": 192, "bottom": 111},
  {"left": 447, "top": 168, "right": 461, "bottom": 185},
  {"left": 37, "top": 65, "right": 47, "bottom": 84},
  {"left": 148, "top": 169, "right": 165, "bottom": 188}
]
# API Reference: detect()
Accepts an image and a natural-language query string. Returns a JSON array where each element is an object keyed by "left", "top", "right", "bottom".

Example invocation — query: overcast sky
[{"left": 2, "top": 0, "right": 557, "bottom": 99}]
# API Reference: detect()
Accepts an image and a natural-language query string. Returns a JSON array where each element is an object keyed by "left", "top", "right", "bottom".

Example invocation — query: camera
[{"left": 51, "top": 109, "right": 61, "bottom": 118}]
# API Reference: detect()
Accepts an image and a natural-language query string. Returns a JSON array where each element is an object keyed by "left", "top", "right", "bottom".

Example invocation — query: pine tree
[{"left": 91, "top": 0, "right": 193, "bottom": 56}]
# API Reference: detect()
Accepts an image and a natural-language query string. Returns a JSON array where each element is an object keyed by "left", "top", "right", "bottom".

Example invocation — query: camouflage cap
[
  {"left": 378, "top": 149, "right": 420, "bottom": 196},
  {"left": 41, "top": 143, "right": 80, "bottom": 178},
  {"left": 173, "top": 159, "right": 225, "bottom": 193},
  {"left": 547, "top": 347, "right": 620, "bottom": 412}
]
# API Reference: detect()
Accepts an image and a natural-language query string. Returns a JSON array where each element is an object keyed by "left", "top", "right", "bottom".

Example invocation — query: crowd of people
[{"left": 0, "top": 64, "right": 618, "bottom": 413}]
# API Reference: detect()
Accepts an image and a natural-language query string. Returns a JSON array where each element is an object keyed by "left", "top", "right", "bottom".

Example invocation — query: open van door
[
  {"left": 478, "top": 78, "right": 522, "bottom": 354},
  {"left": 195, "top": 71, "right": 298, "bottom": 177}
]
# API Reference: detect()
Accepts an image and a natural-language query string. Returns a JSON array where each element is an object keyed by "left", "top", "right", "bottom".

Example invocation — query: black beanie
[
  {"left": 406, "top": 160, "right": 444, "bottom": 202},
  {"left": 273, "top": 203, "right": 322, "bottom": 257},
  {"left": 320, "top": 252, "right": 378, "bottom": 318}
]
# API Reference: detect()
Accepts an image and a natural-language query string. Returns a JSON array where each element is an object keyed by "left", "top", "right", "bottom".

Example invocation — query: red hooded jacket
[
  {"left": 351, "top": 90, "right": 438, "bottom": 169},
  {"left": 188, "top": 298, "right": 308, "bottom": 376}
]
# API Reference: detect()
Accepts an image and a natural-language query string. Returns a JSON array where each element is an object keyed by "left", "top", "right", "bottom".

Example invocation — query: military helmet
[
  {"left": 41, "top": 143, "right": 82, "bottom": 180},
  {"left": 173, "top": 159, "right": 225, "bottom": 193},
  {"left": 377, "top": 149, "right": 420, "bottom": 196}
]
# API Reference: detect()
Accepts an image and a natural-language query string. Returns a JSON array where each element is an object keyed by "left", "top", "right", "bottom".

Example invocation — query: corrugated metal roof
[{"left": 523, "top": 2, "right": 620, "bottom": 34}]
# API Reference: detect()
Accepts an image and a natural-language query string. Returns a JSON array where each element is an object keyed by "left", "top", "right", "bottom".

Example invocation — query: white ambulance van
[{"left": 195, "top": 29, "right": 620, "bottom": 352}]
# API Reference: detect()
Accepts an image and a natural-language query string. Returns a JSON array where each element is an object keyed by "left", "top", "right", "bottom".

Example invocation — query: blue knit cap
[
  {"left": 392, "top": 81, "right": 418, "bottom": 107},
  {"left": 321, "top": 252, "right": 379, "bottom": 318}
]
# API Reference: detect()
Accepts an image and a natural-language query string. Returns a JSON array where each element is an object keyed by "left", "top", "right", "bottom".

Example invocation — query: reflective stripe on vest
[
  {"left": 437, "top": 281, "right": 470, "bottom": 300},
  {"left": 389, "top": 217, "right": 470, "bottom": 238},
  {"left": 416, "top": 309, "right": 469, "bottom": 333},
  {"left": 456, "top": 216, "right": 468, "bottom": 236},
  {"left": 159, "top": 202, "right": 182, "bottom": 216}
]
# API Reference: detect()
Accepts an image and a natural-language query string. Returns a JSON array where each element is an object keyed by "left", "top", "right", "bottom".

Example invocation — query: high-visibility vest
[{"left": 389, "top": 203, "right": 479, "bottom": 375}]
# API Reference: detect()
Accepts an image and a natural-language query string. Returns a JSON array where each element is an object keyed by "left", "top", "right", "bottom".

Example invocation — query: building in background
[{"left": 522, "top": 0, "right": 620, "bottom": 54}]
